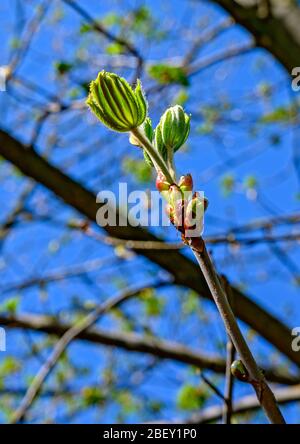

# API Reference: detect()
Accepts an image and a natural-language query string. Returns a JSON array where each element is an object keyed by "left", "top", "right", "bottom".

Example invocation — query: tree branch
[
  {"left": 157, "top": 384, "right": 300, "bottom": 424},
  {"left": 10, "top": 284, "right": 154, "bottom": 423},
  {"left": 0, "top": 312, "right": 297, "bottom": 386},
  {"left": 210, "top": 0, "right": 300, "bottom": 73}
]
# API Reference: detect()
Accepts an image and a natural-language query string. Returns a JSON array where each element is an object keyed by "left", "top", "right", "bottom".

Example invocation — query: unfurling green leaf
[
  {"left": 148, "top": 64, "right": 189, "bottom": 86},
  {"left": 177, "top": 384, "right": 208, "bottom": 410},
  {"left": 86, "top": 71, "right": 148, "bottom": 132}
]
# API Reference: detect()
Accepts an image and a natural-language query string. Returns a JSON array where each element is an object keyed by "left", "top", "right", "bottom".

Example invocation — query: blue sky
[{"left": 0, "top": 0, "right": 300, "bottom": 423}]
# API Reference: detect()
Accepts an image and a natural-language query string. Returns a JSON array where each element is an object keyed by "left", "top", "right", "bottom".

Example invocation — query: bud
[
  {"left": 86, "top": 71, "right": 147, "bottom": 132},
  {"left": 156, "top": 171, "right": 171, "bottom": 193},
  {"left": 168, "top": 185, "right": 182, "bottom": 209},
  {"left": 178, "top": 174, "right": 193, "bottom": 193},
  {"left": 185, "top": 193, "right": 204, "bottom": 223},
  {"left": 230, "top": 360, "right": 249, "bottom": 382},
  {"left": 154, "top": 122, "right": 167, "bottom": 161},
  {"left": 168, "top": 185, "right": 184, "bottom": 229},
  {"left": 173, "top": 199, "right": 185, "bottom": 230},
  {"left": 165, "top": 204, "right": 174, "bottom": 224},
  {"left": 184, "top": 192, "right": 205, "bottom": 236},
  {"left": 157, "top": 105, "right": 190, "bottom": 153}
]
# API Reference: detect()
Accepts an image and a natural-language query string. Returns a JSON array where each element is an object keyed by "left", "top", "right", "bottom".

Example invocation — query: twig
[
  {"left": 1, "top": 256, "right": 117, "bottom": 294},
  {"left": 187, "top": 41, "right": 255, "bottom": 77},
  {"left": 61, "top": 0, "right": 143, "bottom": 77},
  {"left": 191, "top": 238, "right": 285, "bottom": 424},
  {"left": 7, "top": 1, "right": 50, "bottom": 80},
  {"left": 1, "top": 312, "right": 296, "bottom": 386},
  {"left": 222, "top": 338, "right": 236, "bottom": 424},
  {"left": 200, "top": 373, "right": 225, "bottom": 401},
  {"left": 220, "top": 276, "right": 236, "bottom": 424},
  {"left": 130, "top": 127, "right": 175, "bottom": 184},
  {"left": 0, "top": 311, "right": 297, "bottom": 386},
  {"left": 183, "top": 18, "right": 234, "bottom": 66},
  {"left": 10, "top": 283, "right": 158, "bottom": 423},
  {"left": 154, "top": 384, "right": 300, "bottom": 424}
]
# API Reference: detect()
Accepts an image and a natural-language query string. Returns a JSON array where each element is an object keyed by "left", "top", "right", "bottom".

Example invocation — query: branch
[
  {"left": 221, "top": 277, "right": 236, "bottom": 424},
  {"left": 210, "top": 0, "right": 300, "bottom": 73},
  {"left": 158, "top": 384, "right": 300, "bottom": 424},
  {"left": 7, "top": 1, "right": 50, "bottom": 80},
  {"left": 187, "top": 41, "right": 255, "bottom": 77},
  {"left": 222, "top": 337, "right": 235, "bottom": 424},
  {"left": 61, "top": 0, "right": 143, "bottom": 76},
  {"left": 10, "top": 284, "right": 153, "bottom": 423},
  {"left": 0, "top": 312, "right": 296, "bottom": 386}
]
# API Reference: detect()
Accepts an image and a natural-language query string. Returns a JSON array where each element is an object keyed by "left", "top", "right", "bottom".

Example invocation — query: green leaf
[
  {"left": 79, "top": 23, "right": 92, "bottom": 34},
  {"left": 81, "top": 386, "right": 106, "bottom": 407},
  {"left": 122, "top": 157, "right": 152, "bottom": 183},
  {"left": 260, "top": 105, "right": 298, "bottom": 124},
  {"left": 0, "top": 297, "right": 20, "bottom": 315},
  {"left": 176, "top": 384, "right": 208, "bottom": 410},
  {"left": 132, "top": 6, "right": 151, "bottom": 28},
  {"left": 141, "top": 289, "right": 165, "bottom": 317},
  {"left": 182, "top": 291, "right": 199, "bottom": 315},
  {"left": 0, "top": 357, "right": 21, "bottom": 376},
  {"left": 143, "top": 150, "right": 154, "bottom": 167},
  {"left": 221, "top": 174, "right": 235, "bottom": 197},
  {"left": 244, "top": 175, "right": 258, "bottom": 189},
  {"left": 106, "top": 42, "right": 124, "bottom": 55},
  {"left": 54, "top": 61, "right": 73, "bottom": 76},
  {"left": 10, "top": 38, "right": 21, "bottom": 49},
  {"left": 102, "top": 13, "right": 122, "bottom": 27},
  {"left": 172, "top": 89, "right": 189, "bottom": 106},
  {"left": 115, "top": 390, "right": 138, "bottom": 414},
  {"left": 148, "top": 64, "right": 189, "bottom": 86}
]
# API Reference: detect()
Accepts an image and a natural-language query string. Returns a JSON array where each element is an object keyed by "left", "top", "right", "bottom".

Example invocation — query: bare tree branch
[
  {"left": 0, "top": 312, "right": 297, "bottom": 386},
  {"left": 209, "top": 0, "right": 300, "bottom": 73},
  {"left": 10, "top": 283, "right": 157, "bottom": 423},
  {"left": 154, "top": 384, "right": 300, "bottom": 424}
]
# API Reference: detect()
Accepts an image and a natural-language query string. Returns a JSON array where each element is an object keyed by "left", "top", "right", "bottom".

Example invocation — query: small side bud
[
  {"left": 230, "top": 360, "right": 249, "bottom": 382},
  {"left": 178, "top": 174, "right": 193, "bottom": 193},
  {"left": 184, "top": 192, "right": 205, "bottom": 236},
  {"left": 168, "top": 185, "right": 184, "bottom": 230},
  {"left": 173, "top": 199, "right": 185, "bottom": 230},
  {"left": 168, "top": 185, "right": 183, "bottom": 209},
  {"left": 165, "top": 204, "right": 174, "bottom": 224},
  {"left": 156, "top": 171, "right": 171, "bottom": 193}
]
